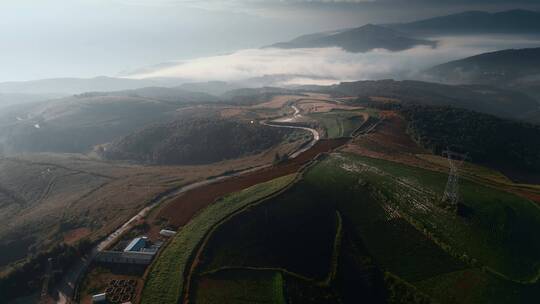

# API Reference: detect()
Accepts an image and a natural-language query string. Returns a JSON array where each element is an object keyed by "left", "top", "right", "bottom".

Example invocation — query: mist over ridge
[{"left": 126, "top": 35, "right": 540, "bottom": 87}]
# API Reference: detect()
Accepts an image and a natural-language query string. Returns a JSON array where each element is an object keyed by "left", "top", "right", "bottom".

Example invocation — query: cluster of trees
[
  {"left": 334, "top": 79, "right": 538, "bottom": 120},
  {"left": 0, "top": 239, "right": 92, "bottom": 301},
  {"left": 104, "top": 119, "right": 293, "bottom": 165},
  {"left": 426, "top": 47, "right": 540, "bottom": 86},
  {"left": 401, "top": 105, "right": 540, "bottom": 175}
]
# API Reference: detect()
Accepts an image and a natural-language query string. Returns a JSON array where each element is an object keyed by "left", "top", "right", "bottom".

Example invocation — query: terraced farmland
[
  {"left": 164, "top": 152, "right": 540, "bottom": 304},
  {"left": 140, "top": 174, "right": 297, "bottom": 304},
  {"left": 326, "top": 153, "right": 540, "bottom": 282},
  {"left": 198, "top": 181, "right": 339, "bottom": 280},
  {"left": 307, "top": 110, "right": 366, "bottom": 138}
]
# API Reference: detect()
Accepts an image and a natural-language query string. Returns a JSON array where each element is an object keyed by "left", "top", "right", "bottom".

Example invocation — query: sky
[{"left": 0, "top": 0, "right": 539, "bottom": 82}]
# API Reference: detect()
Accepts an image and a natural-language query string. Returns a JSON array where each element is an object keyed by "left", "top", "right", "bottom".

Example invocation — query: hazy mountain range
[
  {"left": 1, "top": 9, "right": 539, "bottom": 98},
  {"left": 0, "top": 93, "right": 64, "bottom": 109},
  {"left": 0, "top": 76, "right": 177, "bottom": 95},
  {"left": 269, "top": 9, "right": 540, "bottom": 53},
  {"left": 267, "top": 24, "right": 436, "bottom": 53},
  {"left": 387, "top": 9, "right": 540, "bottom": 35},
  {"left": 425, "top": 47, "right": 540, "bottom": 104},
  {"left": 426, "top": 47, "right": 540, "bottom": 85}
]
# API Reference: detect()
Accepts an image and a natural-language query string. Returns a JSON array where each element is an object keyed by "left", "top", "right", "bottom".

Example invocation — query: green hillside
[
  {"left": 401, "top": 105, "right": 540, "bottom": 181},
  {"left": 142, "top": 152, "right": 540, "bottom": 303}
]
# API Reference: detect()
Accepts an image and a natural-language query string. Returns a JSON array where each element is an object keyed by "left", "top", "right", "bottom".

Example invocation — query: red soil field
[
  {"left": 63, "top": 227, "right": 91, "bottom": 245},
  {"left": 515, "top": 190, "right": 540, "bottom": 204},
  {"left": 343, "top": 111, "right": 431, "bottom": 168},
  {"left": 158, "top": 138, "right": 349, "bottom": 227}
]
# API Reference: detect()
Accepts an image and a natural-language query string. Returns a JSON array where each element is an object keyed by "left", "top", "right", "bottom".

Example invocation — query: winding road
[
  {"left": 262, "top": 100, "right": 321, "bottom": 158},
  {"left": 52, "top": 99, "right": 321, "bottom": 304}
]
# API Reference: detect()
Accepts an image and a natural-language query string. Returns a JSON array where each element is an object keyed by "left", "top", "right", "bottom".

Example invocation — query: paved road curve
[
  {"left": 261, "top": 101, "right": 321, "bottom": 158},
  {"left": 52, "top": 98, "right": 320, "bottom": 303}
]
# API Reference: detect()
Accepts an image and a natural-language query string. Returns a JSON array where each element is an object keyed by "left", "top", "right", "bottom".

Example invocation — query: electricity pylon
[{"left": 442, "top": 150, "right": 468, "bottom": 211}]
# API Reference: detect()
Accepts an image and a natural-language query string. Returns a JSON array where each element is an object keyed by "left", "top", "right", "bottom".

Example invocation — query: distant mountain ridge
[
  {"left": 0, "top": 93, "right": 64, "bottom": 108},
  {"left": 266, "top": 24, "right": 436, "bottom": 53},
  {"left": 424, "top": 47, "right": 540, "bottom": 115},
  {"left": 0, "top": 85, "right": 220, "bottom": 155},
  {"left": 388, "top": 9, "right": 540, "bottom": 34},
  {"left": 311, "top": 79, "right": 539, "bottom": 122},
  {"left": 82, "top": 86, "right": 220, "bottom": 104},
  {"left": 0, "top": 76, "right": 177, "bottom": 95},
  {"left": 266, "top": 9, "right": 540, "bottom": 54},
  {"left": 425, "top": 47, "right": 540, "bottom": 85}
]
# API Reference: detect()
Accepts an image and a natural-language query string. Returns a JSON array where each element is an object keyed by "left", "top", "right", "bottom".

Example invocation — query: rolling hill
[
  {"left": 0, "top": 151, "right": 280, "bottom": 300},
  {"left": 327, "top": 80, "right": 539, "bottom": 121},
  {"left": 401, "top": 105, "right": 540, "bottom": 182},
  {"left": 178, "top": 81, "right": 241, "bottom": 97},
  {"left": 83, "top": 86, "right": 220, "bottom": 103},
  {"left": 102, "top": 119, "right": 296, "bottom": 165},
  {"left": 425, "top": 48, "right": 540, "bottom": 85},
  {"left": 0, "top": 93, "right": 64, "bottom": 109},
  {"left": 221, "top": 87, "right": 302, "bottom": 105},
  {"left": 387, "top": 9, "right": 540, "bottom": 35},
  {"left": 0, "top": 96, "right": 179, "bottom": 154},
  {"left": 0, "top": 88, "right": 219, "bottom": 155},
  {"left": 0, "top": 76, "right": 176, "bottom": 95},
  {"left": 266, "top": 24, "right": 436, "bottom": 53},
  {"left": 143, "top": 148, "right": 540, "bottom": 304}
]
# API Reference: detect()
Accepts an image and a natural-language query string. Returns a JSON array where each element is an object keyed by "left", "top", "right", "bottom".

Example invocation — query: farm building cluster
[
  {"left": 91, "top": 230, "right": 175, "bottom": 303},
  {"left": 95, "top": 236, "right": 162, "bottom": 266}
]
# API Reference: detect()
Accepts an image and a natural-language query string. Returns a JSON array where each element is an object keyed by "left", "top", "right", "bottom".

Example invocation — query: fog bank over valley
[{"left": 127, "top": 35, "right": 540, "bottom": 86}]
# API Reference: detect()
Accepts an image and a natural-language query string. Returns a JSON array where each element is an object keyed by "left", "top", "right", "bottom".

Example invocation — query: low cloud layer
[{"left": 128, "top": 35, "right": 540, "bottom": 86}]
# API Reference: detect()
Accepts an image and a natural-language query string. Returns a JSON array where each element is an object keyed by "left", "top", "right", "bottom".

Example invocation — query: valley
[
  {"left": 2, "top": 84, "right": 539, "bottom": 304},
  {"left": 2, "top": 5, "right": 540, "bottom": 304},
  {"left": 132, "top": 94, "right": 540, "bottom": 304},
  {"left": 24, "top": 94, "right": 366, "bottom": 304}
]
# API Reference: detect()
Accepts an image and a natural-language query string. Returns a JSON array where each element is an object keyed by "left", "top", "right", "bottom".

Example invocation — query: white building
[
  {"left": 92, "top": 293, "right": 107, "bottom": 303},
  {"left": 159, "top": 229, "right": 176, "bottom": 237}
]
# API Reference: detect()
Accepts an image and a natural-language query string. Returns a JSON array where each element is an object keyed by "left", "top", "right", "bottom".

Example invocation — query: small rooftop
[{"left": 124, "top": 236, "right": 148, "bottom": 252}]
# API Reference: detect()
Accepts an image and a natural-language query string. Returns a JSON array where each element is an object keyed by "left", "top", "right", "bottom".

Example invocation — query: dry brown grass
[
  {"left": 342, "top": 111, "right": 429, "bottom": 166},
  {"left": 0, "top": 140, "right": 304, "bottom": 270},
  {"left": 219, "top": 108, "right": 247, "bottom": 118},
  {"left": 0, "top": 93, "right": 314, "bottom": 272},
  {"left": 63, "top": 228, "right": 92, "bottom": 245},
  {"left": 296, "top": 99, "right": 362, "bottom": 114},
  {"left": 251, "top": 95, "right": 304, "bottom": 109},
  {"left": 335, "top": 97, "right": 358, "bottom": 102}
]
